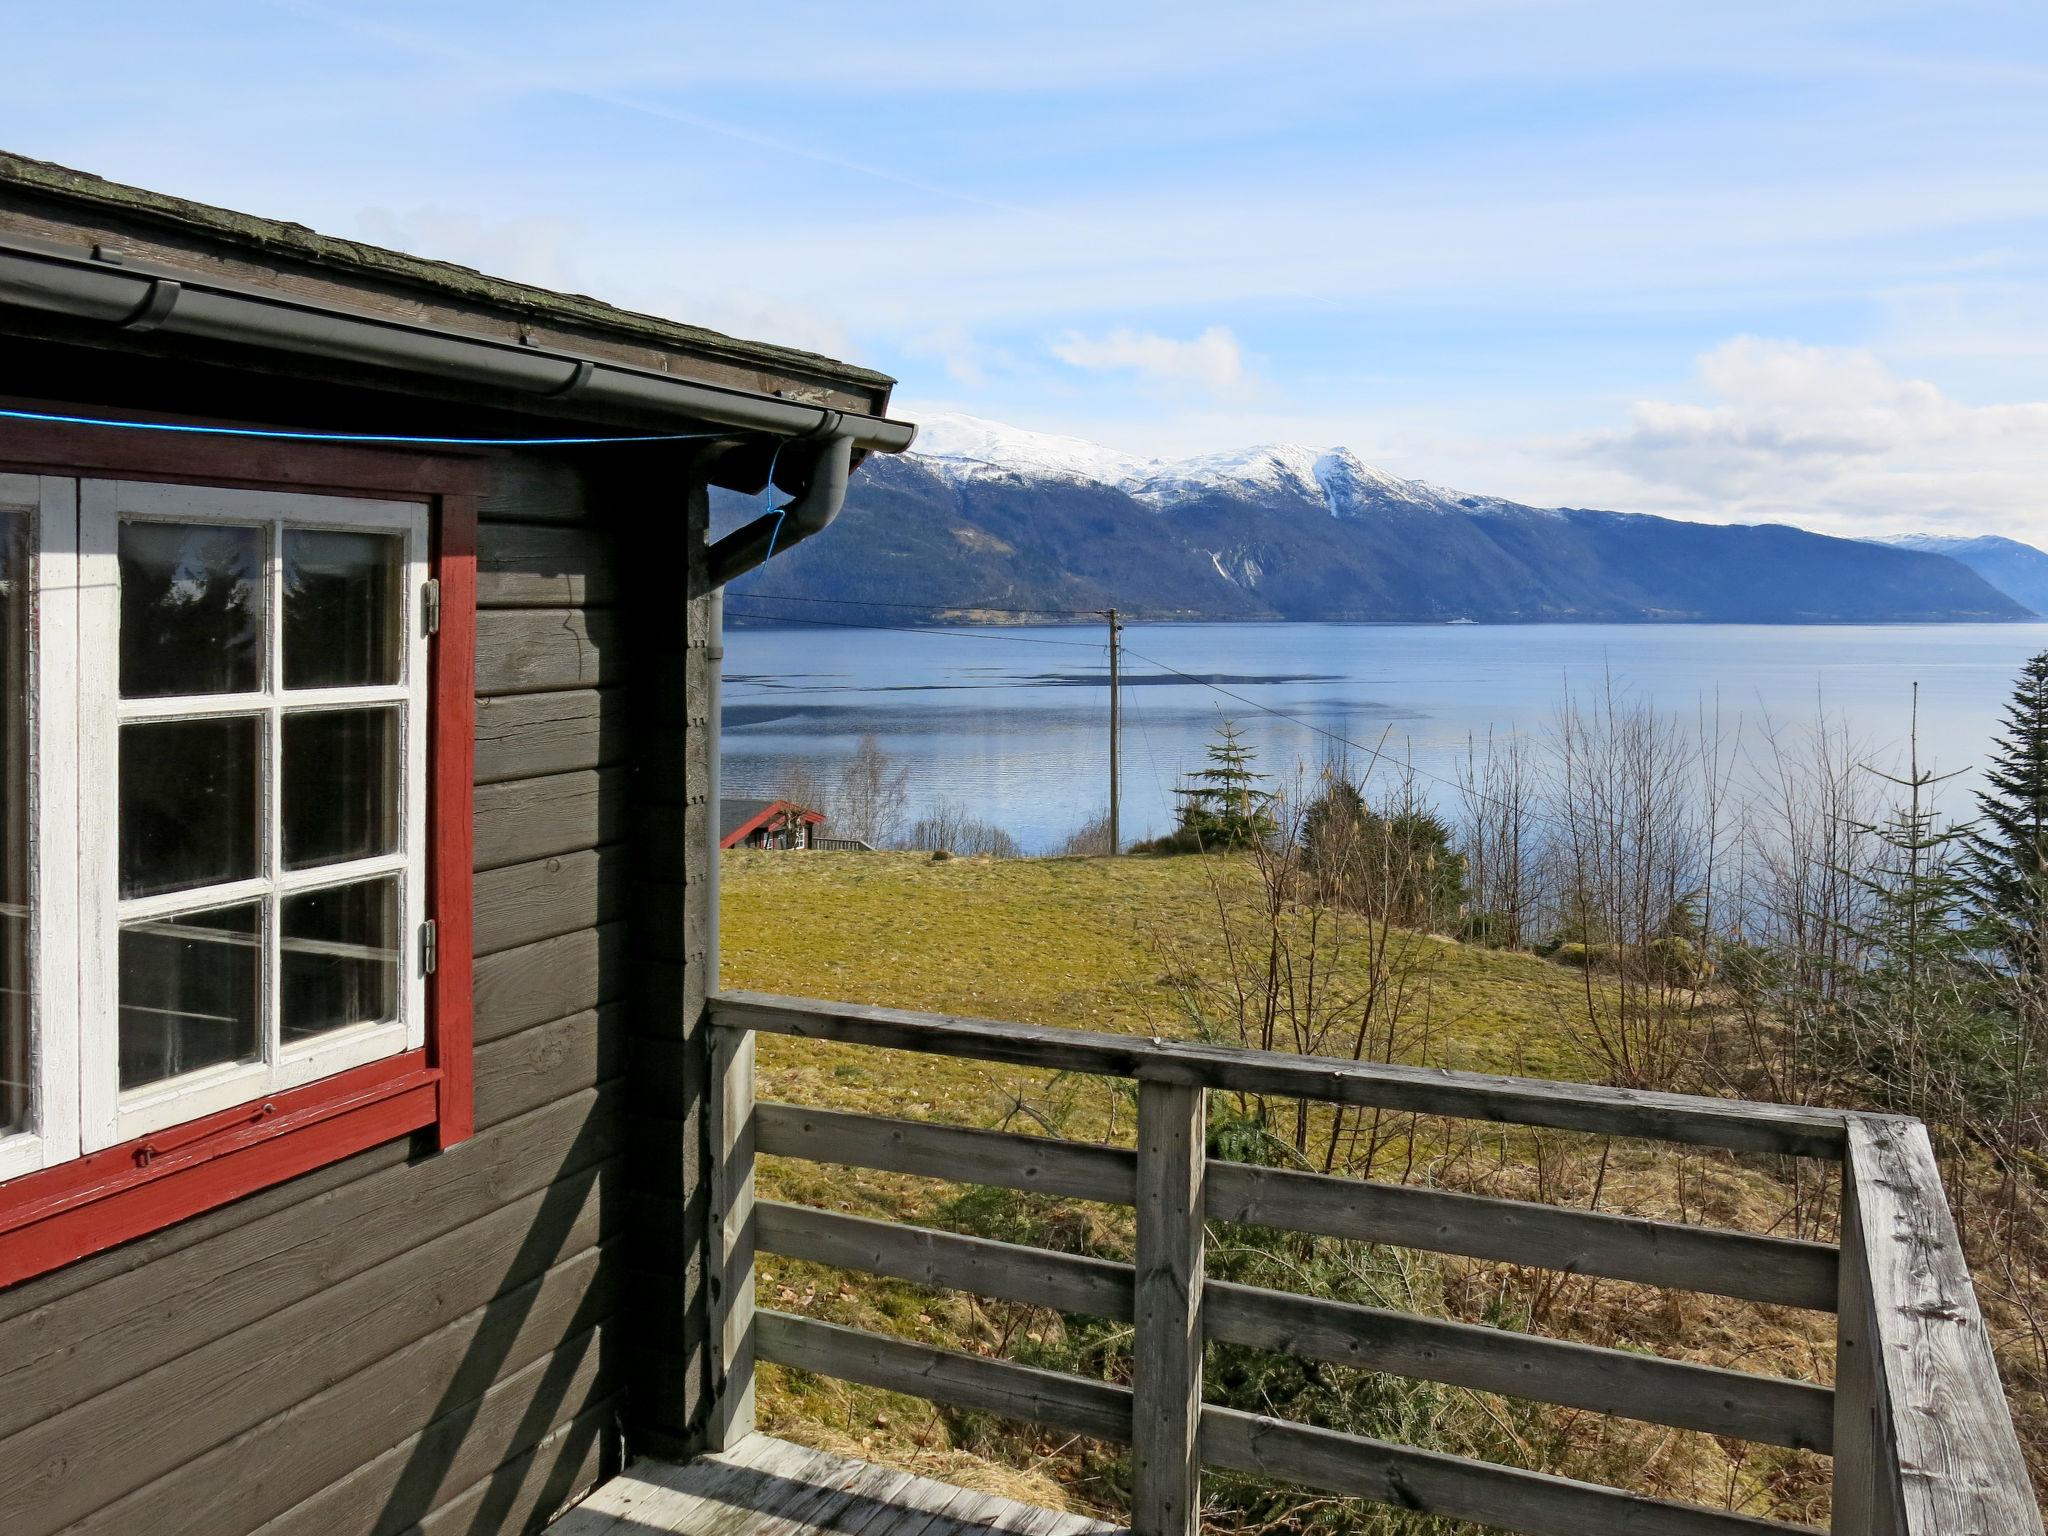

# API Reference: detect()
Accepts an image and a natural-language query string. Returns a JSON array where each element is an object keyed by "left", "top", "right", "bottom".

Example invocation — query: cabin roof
[
  {"left": 720, "top": 798, "right": 826, "bottom": 845},
  {"left": 0, "top": 150, "right": 894, "bottom": 394}
]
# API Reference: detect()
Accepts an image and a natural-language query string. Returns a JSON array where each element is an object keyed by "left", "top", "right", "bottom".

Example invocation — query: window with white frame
[{"left": 0, "top": 476, "right": 429, "bottom": 1178}]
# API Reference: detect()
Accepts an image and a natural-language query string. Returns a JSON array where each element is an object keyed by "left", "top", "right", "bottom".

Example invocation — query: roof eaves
[{"left": 0, "top": 150, "right": 896, "bottom": 392}]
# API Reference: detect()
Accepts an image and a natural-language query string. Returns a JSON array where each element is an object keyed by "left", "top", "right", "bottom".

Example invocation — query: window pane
[
  {"left": 119, "top": 521, "right": 263, "bottom": 698},
  {"left": 284, "top": 529, "right": 401, "bottom": 689},
  {"left": 281, "top": 878, "right": 398, "bottom": 1044},
  {"left": 0, "top": 512, "right": 27, "bottom": 1136},
  {"left": 119, "top": 716, "right": 261, "bottom": 898},
  {"left": 282, "top": 707, "right": 398, "bottom": 870},
  {"left": 119, "top": 900, "right": 262, "bottom": 1090}
]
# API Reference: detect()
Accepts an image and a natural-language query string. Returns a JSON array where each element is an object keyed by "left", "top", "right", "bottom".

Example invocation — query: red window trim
[{"left": 0, "top": 411, "right": 483, "bottom": 1288}]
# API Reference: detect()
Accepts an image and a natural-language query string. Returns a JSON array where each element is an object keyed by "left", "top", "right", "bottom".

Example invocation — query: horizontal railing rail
[{"left": 705, "top": 989, "right": 2043, "bottom": 1536}]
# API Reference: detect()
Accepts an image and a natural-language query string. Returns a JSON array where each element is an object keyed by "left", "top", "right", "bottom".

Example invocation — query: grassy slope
[{"left": 721, "top": 850, "right": 1835, "bottom": 1524}]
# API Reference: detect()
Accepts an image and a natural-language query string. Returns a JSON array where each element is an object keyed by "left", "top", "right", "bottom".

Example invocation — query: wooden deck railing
[{"left": 704, "top": 989, "right": 2043, "bottom": 1536}]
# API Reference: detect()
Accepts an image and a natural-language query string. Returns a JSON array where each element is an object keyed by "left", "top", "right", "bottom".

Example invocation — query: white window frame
[
  {"left": 0, "top": 474, "right": 79, "bottom": 1181},
  {"left": 0, "top": 478, "right": 433, "bottom": 1163}
]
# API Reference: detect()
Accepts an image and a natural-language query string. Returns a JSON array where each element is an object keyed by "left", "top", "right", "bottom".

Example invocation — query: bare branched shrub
[
  {"left": 1154, "top": 761, "right": 1447, "bottom": 1172},
  {"left": 836, "top": 731, "right": 910, "bottom": 848},
  {"left": 1457, "top": 728, "right": 1542, "bottom": 949},
  {"left": 905, "top": 797, "right": 1022, "bottom": 858},
  {"left": 1055, "top": 808, "right": 1116, "bottom": 857},
  {"left": 1539, "top": 683, "right": 1732, "bottom": 1091}
]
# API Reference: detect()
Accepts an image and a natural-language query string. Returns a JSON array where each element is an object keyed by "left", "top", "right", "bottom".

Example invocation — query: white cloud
[
  {"left": 1560, "top": 338, "right": 2048, "bottom": 539},
  {"left": 1050, "top": 325, "right": 1245, "bottom": 392}
]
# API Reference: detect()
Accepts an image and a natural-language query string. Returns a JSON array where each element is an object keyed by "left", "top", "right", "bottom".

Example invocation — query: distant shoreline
[{"left": 725, "top": 612, "right": 2046, "bottom": 631}]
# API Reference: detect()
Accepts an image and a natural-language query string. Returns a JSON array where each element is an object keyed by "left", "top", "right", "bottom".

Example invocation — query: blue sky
[{"left": 7, "top": 1, "right": 2047, "bottom": 536}]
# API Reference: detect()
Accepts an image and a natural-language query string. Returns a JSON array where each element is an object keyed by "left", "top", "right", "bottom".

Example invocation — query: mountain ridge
[
  {"left": 723, "top": 413, "right": 2034, "bottom": 626},
  {"left": 1864, "top": 533, "right": 2048, "bottom": 618}
]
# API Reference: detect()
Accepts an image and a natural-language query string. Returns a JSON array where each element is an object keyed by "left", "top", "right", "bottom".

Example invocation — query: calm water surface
[{"left": 722, "top": 622, "right": 2048, "bottom": 854}]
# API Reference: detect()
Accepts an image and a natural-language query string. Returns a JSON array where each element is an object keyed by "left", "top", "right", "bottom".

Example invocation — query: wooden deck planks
[{"left": 546, "top": 1435, "right": 1121, "bottom": 1536}]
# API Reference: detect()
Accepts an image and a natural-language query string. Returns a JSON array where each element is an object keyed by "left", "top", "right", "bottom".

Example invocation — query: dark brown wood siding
[{"left": 0, "top": 453, "right": 645, "bottom": 1536}]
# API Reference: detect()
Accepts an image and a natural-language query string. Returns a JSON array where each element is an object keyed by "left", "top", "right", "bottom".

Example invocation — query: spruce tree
[
  {"left": 1174, "top": 719, "right": 1275, "bottom": 848},
  {"left": 1965, "top": 649, "right": 2048, "bottom": 978},
  {"left": 1827, "top": 695, "right": 2000, "bottom": 1126}
]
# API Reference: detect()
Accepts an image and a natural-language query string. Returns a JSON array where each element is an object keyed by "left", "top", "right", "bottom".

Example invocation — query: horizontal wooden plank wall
[{"left": 0, "top": 451, "right": 632, "bottom": 1536}]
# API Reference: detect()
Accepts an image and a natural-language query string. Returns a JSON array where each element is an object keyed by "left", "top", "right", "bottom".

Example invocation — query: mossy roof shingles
[{"left": 0, "top": 149, "right": 893, "bottom": 390}]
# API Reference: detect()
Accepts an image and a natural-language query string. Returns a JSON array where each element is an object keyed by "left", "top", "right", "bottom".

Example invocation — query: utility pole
[{"left": 1103, "top": 607, "right": 1122, "bottom": 854}]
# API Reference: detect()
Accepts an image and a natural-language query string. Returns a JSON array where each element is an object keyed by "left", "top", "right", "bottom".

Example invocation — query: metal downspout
[{"left": 701, "top": 416, "right": 852, "bottom": 590}]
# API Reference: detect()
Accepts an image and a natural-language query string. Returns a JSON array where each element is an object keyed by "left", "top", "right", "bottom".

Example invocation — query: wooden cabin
[
  {"left": 0, "top": 149, "right": 911, "bottom": 1535},
  {"left": 0, "top": 151, "right": 2039, "bottom": 1536},
  {"left": 719, "top": 798, "right": 827, "bottom": 851}
]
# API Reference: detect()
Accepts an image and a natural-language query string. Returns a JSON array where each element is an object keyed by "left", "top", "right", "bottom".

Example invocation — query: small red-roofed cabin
[{"left": 717, "top": 797, "right": 827, "bottom": 851}]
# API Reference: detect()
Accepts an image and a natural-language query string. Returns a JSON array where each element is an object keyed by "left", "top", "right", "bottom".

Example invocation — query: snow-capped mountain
[
  {"left": 722, "top": 413, "right": 2030, "bottom": 626},
  {"left": 909, "top": 413, "right": 1155, "bottom": 487},
  {"left": 912, "top": 413, "right": 1552, "bottom": 522}
]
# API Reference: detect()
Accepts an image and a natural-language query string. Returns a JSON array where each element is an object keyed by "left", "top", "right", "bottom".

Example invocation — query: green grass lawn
[{"left": 722, "top": 847, "right": 1601, "bottom": 1075}]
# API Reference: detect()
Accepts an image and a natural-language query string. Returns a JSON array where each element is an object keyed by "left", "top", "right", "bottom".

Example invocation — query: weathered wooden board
[
  {"left": 755, "top": 1201, "right": 1830, "bottom": 1451},
  {"left": 476, "top": 608, "right": 623, "bottom": 696},
  {"left": 1132, "top": 1080, "right": 1204, "bottom": 1536},
  {"left": 754, "top": 1102, "right": 1137, "bottom": 1205},
  {"left": 1207, "top": 1159, "right": 1839, "bottom": 1312},
  {"left": 1204, "top": 1281, "right": 1832, "bottom": 1452},
  {"left": 474, "top": 768, "right": 627, "bottom": 871},
  {"left": 478, "top": 458, "right": 596, "bottom": 527},
  {"left": 407, "top": 1397, "right": 615, "bottom": 1536},
  {"left": 0, "top": 1132, "right": 417, "bottom": 1325},
  {"left": 474, "top": 846, "right": 627, "bottom": 957},
  {"left": 70, "top": 1246, "right": 619, "bottom": 1536},
  {"left": 715, "top": 994, "right": 1851, "bottom": 1159},
  {"left": 478, "top": 522, "right": 618, "bottom": 607},
  {"left": 0, "top": 1086, "right": 620, "bottom": 1447},
  {"left": 245, "top": 1326, "right": 614, "bottom": 1536},
  {"left": 756, "top": 1310, "right": 1132, "bottom": 1445},
  {"left": 471, "top": 1005, "right": 623, "bottom": 1131},
  {"left": 473, "top": 922, "right": 626, "bottom": 1044},
  {"left": 1843, "top": 1117, "right": 2044, "bottom": 1535},
  {"left": 706, "top": 1026, "right": 757, "bottom": 1451},
  {"left": 755, "top": 1201, "right": 1135, "bottom": 1321},
  {"left": 542, "top": 1433, "right": 1117, "bottom": 1535},
  {"left": 475, "top": 688, "right": 626, "bottom": 785},
  {"left": 753, "top": 1099, "right": 1837, "bottom": 1309},
  {"left": 0, "top": 1167, "right": 616, "bottom": 1536},
  {"left": 1200, "top": 1406, "right": 1811, "bottom": 1536}
]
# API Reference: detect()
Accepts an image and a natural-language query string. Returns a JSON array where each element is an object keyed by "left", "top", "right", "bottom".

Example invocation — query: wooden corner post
[
  {"left": 706, "top": 1022, "right": 757, "bottom": 1451},
  {"left": 1836, "top": 1114, "right": 2044, "bottom": 1536},
  {"left": 1133, "top": 1076, "right": 1205, "bottom": 1536}
]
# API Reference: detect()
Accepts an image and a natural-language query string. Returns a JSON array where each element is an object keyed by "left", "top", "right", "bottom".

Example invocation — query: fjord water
[{"left": 722, "top": 621, "right": 2048, "bottom": 854}]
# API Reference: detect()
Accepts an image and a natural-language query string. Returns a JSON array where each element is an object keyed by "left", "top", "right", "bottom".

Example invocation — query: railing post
[
  {"left": 1132, "top": 1076, "right": 1205, "bottom": 1536},
  {"left": 706, "top": 1022, "right": 757, "bottom": 1451},
  {"left": 1831, "top": 1135, "right": 1896, "bottom": 1535}
]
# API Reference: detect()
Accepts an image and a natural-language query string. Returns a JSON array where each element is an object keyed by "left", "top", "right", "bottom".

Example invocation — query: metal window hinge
[
  {"left": 420, "top": 918, "right": 438, "bottom": 976},
  {"left": 421, "top": 578, "right": 441, "bottom": 637}
]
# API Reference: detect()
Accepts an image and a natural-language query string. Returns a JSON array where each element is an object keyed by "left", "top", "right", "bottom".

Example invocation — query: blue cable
[
  {"left": 0, "top": 405, "right": 725, "bottom": 447},
  {"left": 5, "top": 404, "right": 802, "bottom": 558}
]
